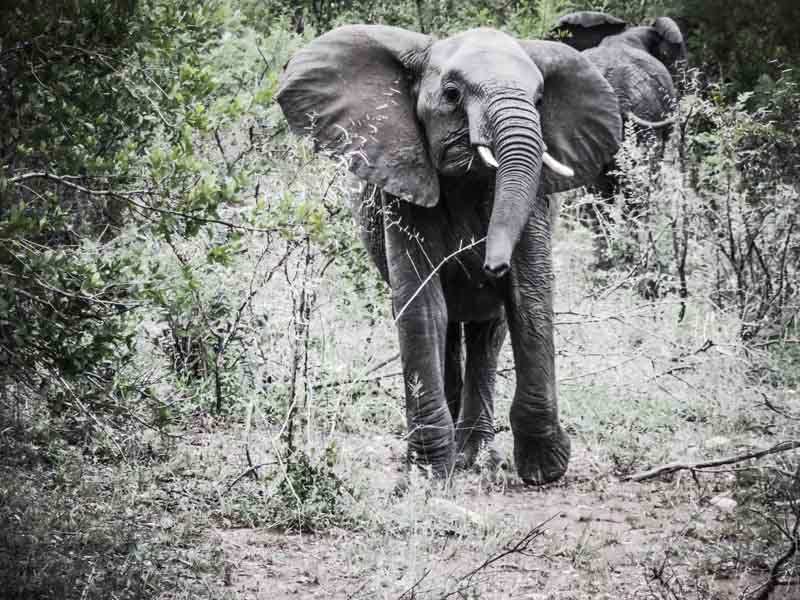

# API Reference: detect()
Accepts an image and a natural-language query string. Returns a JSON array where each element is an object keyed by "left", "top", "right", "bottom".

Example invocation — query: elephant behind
[
  {"left": 550, "top": 12, "right": 686, "bottom": 201},
  {"left": 552, "top": 11, "right": 686, "bottom": 129}
]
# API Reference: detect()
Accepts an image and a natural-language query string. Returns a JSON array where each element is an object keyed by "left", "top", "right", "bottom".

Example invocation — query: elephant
[
  {"left": 551, "top": 12, "right": 686, "bottom": 196},
  {"left": 277, "top": 25, "right": 621, "bottom": 484},
  {"left": 552, "top": 11, "right": 686, "bottom": 129}
]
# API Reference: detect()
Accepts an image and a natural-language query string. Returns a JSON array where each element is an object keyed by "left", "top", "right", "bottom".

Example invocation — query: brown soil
[{"left": 208, "top": 434, "right": 786, "bottom": 599}]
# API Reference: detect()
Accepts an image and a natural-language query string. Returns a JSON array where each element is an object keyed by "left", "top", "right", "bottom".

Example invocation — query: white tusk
[
  {"left": 477, "top": 145, "right": 498, "bottom": 169},
  {"left": 542, "top": 151, "right": 574, "bottom": 178},
  {"left": 479, "top": 144, "right": 574, "bottom": 178}
]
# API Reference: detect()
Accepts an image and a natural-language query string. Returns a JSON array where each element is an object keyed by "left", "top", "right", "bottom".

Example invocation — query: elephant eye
[{"left": 442, "top": 85, "right": 461, "bottom": 104}]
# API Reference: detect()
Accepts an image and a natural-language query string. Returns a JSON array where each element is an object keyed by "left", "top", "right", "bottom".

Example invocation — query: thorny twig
[{"left": 394, "top": 236, "right": 487, "bottom": 324}]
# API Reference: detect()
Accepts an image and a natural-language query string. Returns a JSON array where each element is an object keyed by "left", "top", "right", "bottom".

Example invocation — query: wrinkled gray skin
[
  {"left": 553, "top": 12, "right": 686, "bottom": 128},
  {"left": 552, "top": 13, "right": 686, "bottom": 195},
  {"left": 277, "top": 26, "right": 621, "bottom": 484}
]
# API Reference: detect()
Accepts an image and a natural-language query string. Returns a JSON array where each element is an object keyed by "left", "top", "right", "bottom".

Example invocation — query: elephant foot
[
  {"left": 394, "top": 453, "right": 454, "bottom": 497},
  {"left": 405, "top": 446, "right": 455, "bottom": 480},
  {"left": 455, "top": 437, "right": 507, "bottom": 473},
  {"left": 513, "top": 426, "right": 571, "bottom": 485}
]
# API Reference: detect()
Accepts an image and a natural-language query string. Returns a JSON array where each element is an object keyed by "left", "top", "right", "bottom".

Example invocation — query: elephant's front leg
[
  {"left": 384, "top": 200, "right": 455, "bottom": 477},
  {"left": 505, "top": 201, "right": 571, "bottom": 484},
  {"left": 456, "top": 317, "right": 507, "bottom": 470}
]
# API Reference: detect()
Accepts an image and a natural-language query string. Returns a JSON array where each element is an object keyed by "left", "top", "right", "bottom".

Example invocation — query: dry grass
[{"left": 2, "top": 162, "right": 798, "bottom": 598}]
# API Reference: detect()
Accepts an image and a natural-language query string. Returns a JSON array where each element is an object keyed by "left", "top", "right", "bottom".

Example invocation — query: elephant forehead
[{"left": 430, "top": 30, "right": 537, "bottom": 74}]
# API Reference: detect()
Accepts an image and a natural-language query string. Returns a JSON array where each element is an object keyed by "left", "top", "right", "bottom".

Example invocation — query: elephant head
[
  {"left": 552, "top": 12, "right": 687, "bottom": 73},
  {"left": 277, "top": 25, "right": 621, "bottom": 278}
]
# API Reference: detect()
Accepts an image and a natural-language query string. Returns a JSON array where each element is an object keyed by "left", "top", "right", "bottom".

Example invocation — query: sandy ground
[{"left": 204, "top": 432, "right": 795, "bottom": 599}]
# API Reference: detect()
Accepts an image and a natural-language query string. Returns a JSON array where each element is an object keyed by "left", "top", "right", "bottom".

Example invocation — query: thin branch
[
  {"left": 8, "top": 171, "right": 283, "bottom": 234},
  {"left": 628, "top": 440, "right": 800, "bottom": 482},
  {"left": 312, "top": 353, "right": 401, "bottom": 390},
  {"left": 760, "top": 391, "right": 800, "bottom": 421},
  {"left": 394, "top": 236, "right": 486, "bottom": 324},
  {"left": 8, "top": 171, "right": 148, "bottom": 195},
  {"left": 558, "top": 356, "right": 639, "bottom": 384},
  {"left": 750, "top": 512, "right": 799, "bottom": 600},
  {"left": 127, "top": 196, "right": 279, "bottom": 234},
  {"left": 397, "top": 567, "right": 433, "bottom": 600},
  {"left": 312, "top": 369, "right": 403, "bottom": 391},
  {"left": 437, "top": 515, "right": 557, "bottom": 599},
  {"left": 214, "top": 128, "right": 231, "bottom": 172},
  {"left": 223, "top": 462, "right": 278, "bottom": 496},
  {"left": 57, "top": 375, "right": 128, "bottom": 463}
]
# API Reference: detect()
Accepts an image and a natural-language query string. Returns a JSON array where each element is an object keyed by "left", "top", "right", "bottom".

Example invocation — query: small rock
[
  {"left": 705, "top": 436, "right": 731, "bottom": 449},
  {"left": 429, "top": 498, "right": 485, "bottom": 527},
  {"left": 709, "top": 495, "right": 737, "bottom": 513}
]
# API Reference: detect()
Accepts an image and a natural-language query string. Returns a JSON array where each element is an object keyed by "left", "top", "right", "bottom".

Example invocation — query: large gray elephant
[
  {"left": 550, "top": 12, "right": 685, "bottom": 200},
  {"left": 277, "top": 26, "right": 621, "bottom": 484},
  {"left": 552, "top": 11, "right": 686, "bottom": 129}
]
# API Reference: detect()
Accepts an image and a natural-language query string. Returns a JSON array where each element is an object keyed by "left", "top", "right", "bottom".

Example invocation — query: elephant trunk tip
[
  {"left": 484, "top": 260, "right": 509, "bottom": 279},
  {"left": 483, "top": 234, "right": 513, "bottom": 279}
]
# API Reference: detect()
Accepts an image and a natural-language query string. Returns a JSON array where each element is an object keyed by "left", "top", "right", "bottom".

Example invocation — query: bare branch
[
  {"left": 394, "top": 236, "right": 487, "bottom": 324},
  {"left": 222, "top": 462, "right": 278, "bottom": 496},
  {"left": 749, "top": 511, "right": 799, "bottom": 600},
  {"left": 628, "top": 440, "right": 800, "bottom": 482}
]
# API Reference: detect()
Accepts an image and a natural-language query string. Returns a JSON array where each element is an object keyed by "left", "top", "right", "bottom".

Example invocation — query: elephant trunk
[{"left": 482, "top": 95, "right": 544, "bottom": 278}]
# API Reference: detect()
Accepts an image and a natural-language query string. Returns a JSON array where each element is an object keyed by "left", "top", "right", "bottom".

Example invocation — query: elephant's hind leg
[
  {"left": 444, "top": 322, "right": 464, "bottom": 423},
  {"left": 455, "top": 317, "right": 507, "bottom": 470}
]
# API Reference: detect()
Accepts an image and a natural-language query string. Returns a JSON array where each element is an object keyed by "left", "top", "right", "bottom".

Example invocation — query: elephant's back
[
  {"left": 586, "top": 46, "right": 676, "bottom": 121},
  {"left": 623, "top": 49, "right": 676, "bottom": 120}
]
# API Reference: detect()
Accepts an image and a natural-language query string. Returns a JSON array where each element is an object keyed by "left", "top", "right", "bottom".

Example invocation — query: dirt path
[
  {"left": 191, "top": 218, "right": 798, "bottom": 599},
  {"left": 208, "top": 434, "right": 769, "bottom": 599}
]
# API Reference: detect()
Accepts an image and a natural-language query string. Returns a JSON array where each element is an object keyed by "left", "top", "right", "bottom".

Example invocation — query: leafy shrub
[
  {"left": 270, "top": 446, "right": 357, "bottom": 532},
  {"left": 602, "top": 70, "right": 799, "bottom": 341}
]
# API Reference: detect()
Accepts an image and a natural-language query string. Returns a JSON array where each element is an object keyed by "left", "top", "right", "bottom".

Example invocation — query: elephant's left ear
[
  {"left": 517, "top": 40, "right": 622, "bottom": 195},
  {"left": 277, "top": 25, "right": 440, "bottom": 207}
]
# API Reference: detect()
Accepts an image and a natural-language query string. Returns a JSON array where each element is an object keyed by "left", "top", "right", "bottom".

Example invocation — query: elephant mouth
[
  {"left": 440, "top": 142, "right": 486, "bottom": 175},
  {"left": 439, "top": 128, "right": 484, "bottom": 175}
]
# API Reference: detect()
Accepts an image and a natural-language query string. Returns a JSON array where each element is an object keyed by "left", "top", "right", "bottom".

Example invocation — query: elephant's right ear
[
  {"left": 549, "top": 11, "right": 627, "bottom": 51},
  {"left": 277, "top": 25, "right": 439, "bottom": 207},
  {"left": 518, "top": 41, "right": 622, "bottom": 195}
]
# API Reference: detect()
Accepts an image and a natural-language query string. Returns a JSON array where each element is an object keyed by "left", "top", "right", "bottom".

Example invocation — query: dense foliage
[{"left": 2, "top": 1, "right": 797, "bottom": 410}]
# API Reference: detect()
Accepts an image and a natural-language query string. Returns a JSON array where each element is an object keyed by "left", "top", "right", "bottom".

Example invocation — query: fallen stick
[
  {"left": 627, "top": 440, "right": 800, "bottom": 482},
  {"left": 223, "top": 462, "right": 277, "bottom": 495}
]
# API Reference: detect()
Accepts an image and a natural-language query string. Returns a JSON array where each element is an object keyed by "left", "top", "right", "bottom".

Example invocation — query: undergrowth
[{"left": 1, "top": 2, "right": 799, "bottom": 599}]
